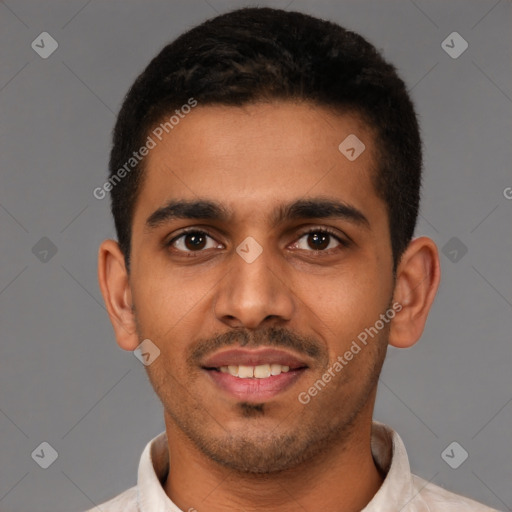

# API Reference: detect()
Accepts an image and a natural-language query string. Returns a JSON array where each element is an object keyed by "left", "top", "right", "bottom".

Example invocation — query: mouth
[{"left": 201, "top": 348, "right": 309, "bottom": 402}]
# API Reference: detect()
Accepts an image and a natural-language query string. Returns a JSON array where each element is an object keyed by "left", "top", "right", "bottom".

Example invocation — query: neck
[{"left": 162, "top": 408, "right": 384, "bottom": 512}]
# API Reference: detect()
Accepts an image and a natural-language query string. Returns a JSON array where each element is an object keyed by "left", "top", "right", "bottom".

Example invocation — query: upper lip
[{"left": 201, "top": 347, "right": 309, "bottom": 370}]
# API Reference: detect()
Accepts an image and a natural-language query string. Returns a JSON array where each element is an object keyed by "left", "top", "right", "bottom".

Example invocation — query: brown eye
[
  {"left": 306, "top": 232, "right": 331, "bottom": 250},
  {"left": 293, "top": 229, "right": 344, "bottom": 252},
  {"left": 169, "top": 231, "right": 221, "bottom": 252},
  {"left": 183, "top": 232, "right": 207, "bottom": 251}
]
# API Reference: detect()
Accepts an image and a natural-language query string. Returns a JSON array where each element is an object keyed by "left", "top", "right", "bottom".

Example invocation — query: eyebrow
[{"left": 145, "top": 197, "right": 370, "bottom": 231}]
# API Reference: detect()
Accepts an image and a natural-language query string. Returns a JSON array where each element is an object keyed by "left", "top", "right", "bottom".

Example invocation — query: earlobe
[
  {"left": 97, "top": 239, "right": 139, "bottom": 351},
  {"left": 389, "top": 237, "right": 441, "bottom": 349}
]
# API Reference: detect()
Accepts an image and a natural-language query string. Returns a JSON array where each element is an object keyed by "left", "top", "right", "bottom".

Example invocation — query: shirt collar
[
  {"left": 136, "top": 421, "right": 430, "bottom": 512},
  {"left": 363, "top": 421, "right": 430, "bottom": 511},
  {"left": 136, "top": 430, "right": 180, "bottom": 512}
]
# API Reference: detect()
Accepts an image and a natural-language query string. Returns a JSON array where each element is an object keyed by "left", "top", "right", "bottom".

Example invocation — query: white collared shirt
[{"left": 87, "top": 421, "right": 499, "bottom": 511}]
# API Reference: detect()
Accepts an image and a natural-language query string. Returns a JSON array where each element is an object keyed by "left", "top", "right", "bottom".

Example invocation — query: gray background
[{"left": 0, "top": 1, "right": 510, "bottom": 511}]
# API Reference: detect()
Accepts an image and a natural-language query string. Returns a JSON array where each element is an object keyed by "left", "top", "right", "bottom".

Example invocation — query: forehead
[{"left": 134, "top": 102, "right": 384, "bottom": 227}]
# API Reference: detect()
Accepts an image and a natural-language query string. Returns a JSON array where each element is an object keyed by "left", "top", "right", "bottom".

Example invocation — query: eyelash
[{"left": 166, "top": 227, "right": 350, "bottom": 255}]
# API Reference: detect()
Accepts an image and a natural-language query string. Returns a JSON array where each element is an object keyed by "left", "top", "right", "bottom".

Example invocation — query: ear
[
  {"left": 389, "top": 236, "right": 441, "bottom": 348},
  {"left": 97, "top": 239, "right": 139, "bottom": 351}
]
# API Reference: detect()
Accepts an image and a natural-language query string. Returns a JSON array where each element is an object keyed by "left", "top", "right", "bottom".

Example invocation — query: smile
[
  {"left": 201, "top": 347, "right": 310, "bottom": 401},
  {"left": 217, "top": 363, "right": 291, "bottom": 379}
]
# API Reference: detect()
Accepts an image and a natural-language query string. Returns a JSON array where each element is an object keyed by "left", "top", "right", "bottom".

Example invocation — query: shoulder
[
  {"left": 84, "top": 485, "right": 138, "bottom": 512},
  {"left": 412, "top": 474, "right": 500, "bottom": 511}
]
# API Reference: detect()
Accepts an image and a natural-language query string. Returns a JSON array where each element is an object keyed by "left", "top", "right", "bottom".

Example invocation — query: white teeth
[
  {"left": 270, "top": 363, "right": 282, "bottom": 376},
  {"left": 238, "top": 365, "right": 254, "bottom": 378},
  {"left": 253, "top": 364, "right": 271, "bottom": 378},
  {"left": 219, "top": 364, "right": 293, "bottom": 379}
]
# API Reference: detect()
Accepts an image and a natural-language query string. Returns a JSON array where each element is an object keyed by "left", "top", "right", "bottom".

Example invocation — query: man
[{"left": 93, "top": 7, "right": 498, "bottom": 512}]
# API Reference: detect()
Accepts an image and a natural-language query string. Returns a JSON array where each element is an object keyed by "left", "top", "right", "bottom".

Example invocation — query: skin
[{"left": 98, "top": 101, "right": 440, "bottom": 512}]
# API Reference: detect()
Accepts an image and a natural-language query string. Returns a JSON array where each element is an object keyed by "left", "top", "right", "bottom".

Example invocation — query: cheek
[
  {"left": 129, "top": 262, "right": 222, "bottom": 369},
  {"left": 130, "top": 265, "right": 193, "bottom": 341},
  {"left": 299, "top": 265, "right": 391, "bottom": 352}
]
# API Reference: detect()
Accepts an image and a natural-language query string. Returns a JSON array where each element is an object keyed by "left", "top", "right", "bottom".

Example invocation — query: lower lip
[{"left": 205, "top": 368, "right": 307, "bottom": 402}]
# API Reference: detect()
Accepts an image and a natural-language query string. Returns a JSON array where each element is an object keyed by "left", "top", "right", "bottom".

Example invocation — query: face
[{"left": 128, "top": 102, "right": 395, "bottom": 473}]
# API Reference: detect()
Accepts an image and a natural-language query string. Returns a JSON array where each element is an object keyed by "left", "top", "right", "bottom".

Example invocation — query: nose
[{"left": 213, "top": 242, "right": 295, "bottom": 330}]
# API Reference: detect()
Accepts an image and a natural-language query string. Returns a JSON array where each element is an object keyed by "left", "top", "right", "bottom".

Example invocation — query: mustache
[{"left": 187, "top": 326, "right": 325, "bottom": 366}]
